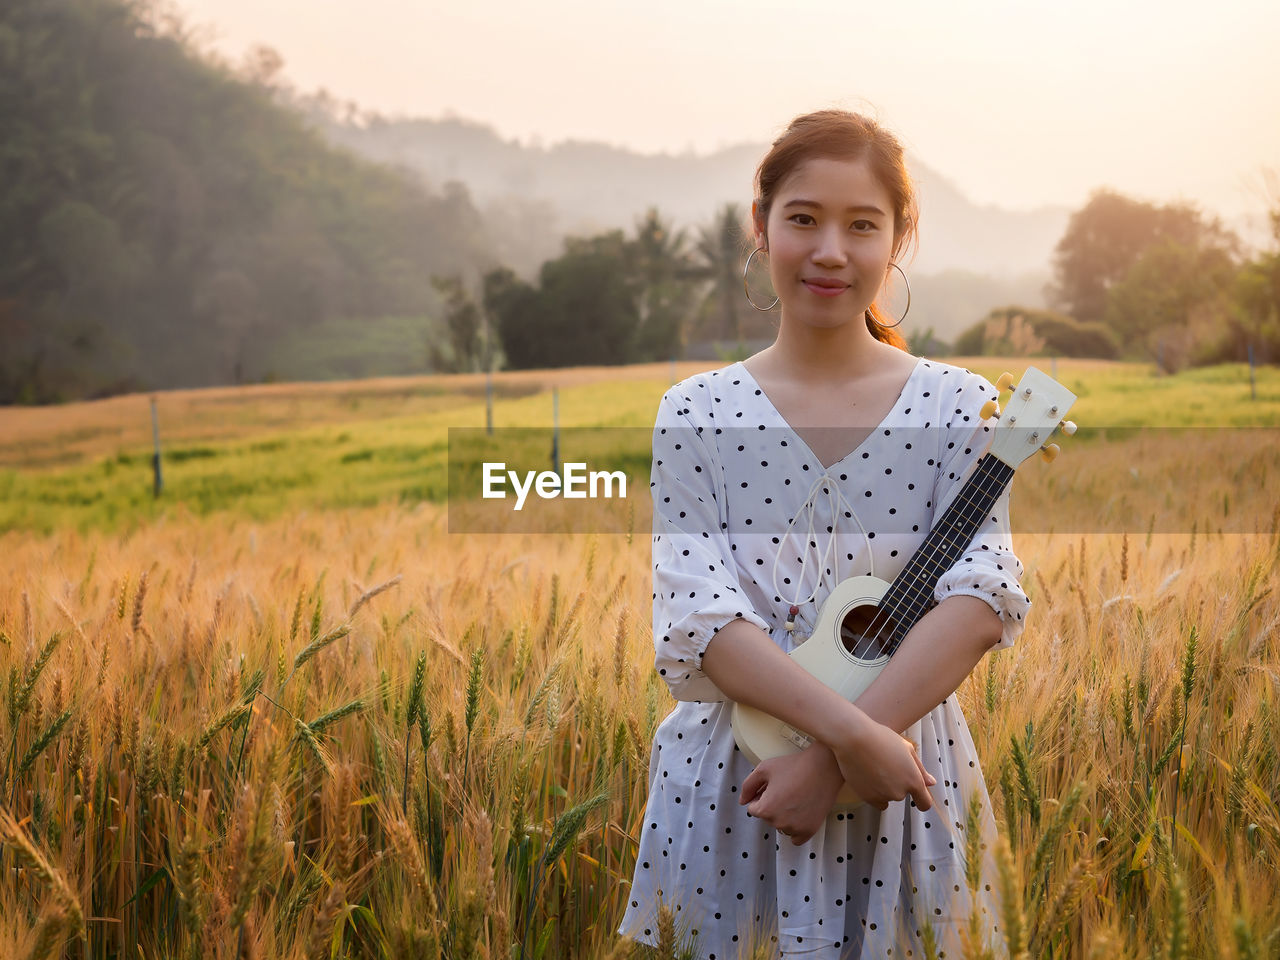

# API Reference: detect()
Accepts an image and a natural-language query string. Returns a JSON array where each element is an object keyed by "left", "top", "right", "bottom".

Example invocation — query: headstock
[{"left": 983, "top": 367, "right": 1078, "bottom": 468}]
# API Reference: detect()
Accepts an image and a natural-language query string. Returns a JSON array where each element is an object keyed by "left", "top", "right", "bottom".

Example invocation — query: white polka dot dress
[{"left": 618, "top": 358, "right": 1029, "bottom": 959}]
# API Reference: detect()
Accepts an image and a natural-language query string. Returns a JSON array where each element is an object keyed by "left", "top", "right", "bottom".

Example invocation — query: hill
[
  {"left": 0, "top": 0, "right": 497, "bottom": 402},
  {"left": 303, "top": 108, "right": 1070, "bottom": 282}
]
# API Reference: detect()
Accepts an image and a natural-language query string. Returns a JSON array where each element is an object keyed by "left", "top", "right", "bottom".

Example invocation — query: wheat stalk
[
  {"left": 995, "top": 834, "right": 1027, "bottom": 959},
  {"left": 0, "top": 809, "right": 84, "bottom": 937},
  {"left": 346, "top": 574, "right": 402, "bottom": 620},
  {"left": 131, "top": 570, "right": 149, "bottom": 639},
  {"left": 612, "top": 607, "right": 629, "bottom": 690}
]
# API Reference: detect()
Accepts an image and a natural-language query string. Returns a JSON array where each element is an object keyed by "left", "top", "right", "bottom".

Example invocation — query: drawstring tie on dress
[{"left": 770, "top": 469, "right": 874, "bottom": 642}]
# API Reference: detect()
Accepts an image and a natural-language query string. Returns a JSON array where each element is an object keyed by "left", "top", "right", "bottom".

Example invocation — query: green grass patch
[{"left": 1, "top": 361, "right": 1276, "bottom": 534}]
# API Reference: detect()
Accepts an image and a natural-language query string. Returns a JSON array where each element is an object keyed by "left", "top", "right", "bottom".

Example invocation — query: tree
[
  {"left": 953, "top": 305, "right": 1118, "bottom": 359},
  {"left": 535, "top": 232, "right": 638, "bottom": 367},
  {"left": 1049, "top": 189, "right": 1238, "bottom": 326},
  {"left": 486, "top": 235, "right": 639, "bottom": 370},
  {"left": 431, "top": 274, "right": 483, "bottom": 372},
  {"left": 0, "top": 0, "right": 499, "bottom": 399},
  {"left": 1103, "top": 238, "right": 1236, "bottom": 371},
  {"left": 482, "top": 266, "right": 539, "bottom": 369},
  {"left": 1220, "top": 191, "right": 1280, "bottom": 364},
  {"left": 1228, "top": 252, "right": 1280, "bottom": 364},
  {"left": 484, "top": 213, "right": 700, "bottom": 370},
  {"left": 982, "top": 313, "right": 1045, "bottom": 356},
  {"left": 692, "top": 204, "right": 758, "bottom": 344},
  {"left": 628, "top": 207, "right": 695, "bottom": 362}
]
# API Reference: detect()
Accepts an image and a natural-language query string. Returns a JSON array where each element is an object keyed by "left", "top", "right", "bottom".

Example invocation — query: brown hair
[{"left": 754, "top": 110, "right": 917, "bottom": 350}]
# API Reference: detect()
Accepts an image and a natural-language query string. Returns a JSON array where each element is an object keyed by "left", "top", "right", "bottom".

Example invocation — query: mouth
[{"left": 802, "top": 279, "right": 849, "bottom": 298}]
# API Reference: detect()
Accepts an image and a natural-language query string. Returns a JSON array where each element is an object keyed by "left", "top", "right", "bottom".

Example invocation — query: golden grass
[
  {"left": 0, "top": 495, "right": 1276, "bottom": 958},
  {"left": 1, "top": 358, "right": 1278, "bottom": 957}
]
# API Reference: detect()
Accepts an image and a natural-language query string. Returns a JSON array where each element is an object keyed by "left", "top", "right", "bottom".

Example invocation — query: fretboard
[{"left": 879, "top": 454, "right": 1015, "bottom": 651}]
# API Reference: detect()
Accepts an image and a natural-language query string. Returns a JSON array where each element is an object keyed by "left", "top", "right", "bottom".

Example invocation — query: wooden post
[
  {"left": 485, "top": 368, "right": 494, "bottom": 434},
  {"left": 551, "top": 387, "right": 560, "bottom": 474},
  {"left": 150, "top": 396, "right": 163, "bottom": 498},
  {"left": 484, "top": 304, "right": 495, "bottom": 434}
]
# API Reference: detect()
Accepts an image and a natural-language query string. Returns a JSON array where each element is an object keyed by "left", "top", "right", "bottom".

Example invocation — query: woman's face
[{"left": 753, "top": 155, "right": 897, "bottom": 331}]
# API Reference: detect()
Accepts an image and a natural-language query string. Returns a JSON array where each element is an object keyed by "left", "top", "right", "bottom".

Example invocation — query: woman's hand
[
  {"left": 831, "top": 719, "right": 936, "bottom": 812},
  {"left": 739, "top": 745, "right": 844, "bottom": 845}
]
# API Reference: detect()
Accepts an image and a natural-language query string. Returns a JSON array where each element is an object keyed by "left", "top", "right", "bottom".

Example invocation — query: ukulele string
[
  {"left": 886, "top": 461, "right": 1007, "bottom": 623},
  {"left": 845, "top": 455, "right": 1010, "bottom": 661},
  {"left": 847, "top": 458, "right": 1007, "bottom": 660}
]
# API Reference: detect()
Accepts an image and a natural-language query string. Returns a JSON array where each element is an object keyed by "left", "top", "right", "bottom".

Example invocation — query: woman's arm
[
  {"left": 700, "top": 619, "right": 934, "bottom": 811},
  {"left": 736, "top": 595, "right": 999, "bottom": 843},
  {"left": 855, "top": 594, "right": 1002, "bottom": 732},
  {"left": 705, "top": 595, "right": 999, "bottom": 740}
]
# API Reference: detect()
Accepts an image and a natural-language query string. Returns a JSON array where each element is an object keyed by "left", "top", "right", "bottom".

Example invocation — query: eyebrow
[{"left": 782, "top": 199, "right": 886, "bottom": 216}]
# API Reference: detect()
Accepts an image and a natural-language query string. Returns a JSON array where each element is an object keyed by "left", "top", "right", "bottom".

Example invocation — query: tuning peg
[
  {"left": 1039, "top": 442, "right": 1060, "bottom": 463},
  {"left": 996, "top": 372, "right": 1016, "bottom": 392},
  {"left": 980, "top": 399, "right": 1000, "bottom": 420},
  {"left": 1059, "top": 420, "right": 1077, "bottom": 436}
]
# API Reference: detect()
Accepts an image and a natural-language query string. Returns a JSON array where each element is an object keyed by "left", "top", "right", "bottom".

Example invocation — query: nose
[{"left": 811, "top": 226, "right": 847, "bottom": 267}]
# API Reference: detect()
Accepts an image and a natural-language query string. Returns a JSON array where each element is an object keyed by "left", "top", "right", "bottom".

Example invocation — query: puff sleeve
[
  {"left": 930, "top": 372, "right": 1031, "bottom": 650},
  {"left": 649, "top": 387, "right": 772, "bottom": 701}
]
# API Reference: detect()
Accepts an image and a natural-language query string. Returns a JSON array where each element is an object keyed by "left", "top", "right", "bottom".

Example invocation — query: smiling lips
[{"left": 802, "top": 278, "right": 849, "bottom": 298}]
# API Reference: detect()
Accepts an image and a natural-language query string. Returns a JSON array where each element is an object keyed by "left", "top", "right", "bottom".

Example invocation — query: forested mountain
[
  {"left": 0, "top": 0, "right": 497, "bottom": 402},
  {"left": 303, "top": 106, "right": 1071, "bottom": 281}
]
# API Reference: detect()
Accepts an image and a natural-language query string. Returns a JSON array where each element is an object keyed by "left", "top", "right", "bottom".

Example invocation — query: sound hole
[{"left": 839, "top": 604, "right": 897, "bottom": 662}]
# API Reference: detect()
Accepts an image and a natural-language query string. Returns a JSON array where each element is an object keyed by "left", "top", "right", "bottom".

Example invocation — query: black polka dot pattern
[{"left": 620, "top": 358, "right": 1023, "bottom": 958}]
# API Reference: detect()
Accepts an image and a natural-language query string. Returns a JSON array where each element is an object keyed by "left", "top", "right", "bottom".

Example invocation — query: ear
[{"left": 750, "top": 200, "right": 767, "bottom": 251}]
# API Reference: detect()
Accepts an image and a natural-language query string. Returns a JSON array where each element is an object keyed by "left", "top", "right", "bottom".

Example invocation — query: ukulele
[{"left": 729, "top": 367, "right": 1077, "bottom": 806}]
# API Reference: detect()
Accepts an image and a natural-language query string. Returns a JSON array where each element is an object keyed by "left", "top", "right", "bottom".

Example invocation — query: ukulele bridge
[{"left": 780, "top": 724, "right": 814, "bottom": 749}]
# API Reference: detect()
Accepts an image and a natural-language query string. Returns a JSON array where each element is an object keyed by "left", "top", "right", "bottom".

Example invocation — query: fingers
[
  {"left": 740, "top": 767, "right": 766, "bottom": 805},
  {"left": 910, "top": 772, "right": 935, "bottom": 811},
  {"left": 912, "top": 751, "right": 937, "bottom": 787},
  {"left": 907, "top": 746, "right": 936, "bottom": 810}
]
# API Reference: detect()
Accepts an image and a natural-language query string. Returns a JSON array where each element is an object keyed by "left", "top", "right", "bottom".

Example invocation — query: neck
[{"left": 765, "top": 314, "right": 894, "bottom": 381}]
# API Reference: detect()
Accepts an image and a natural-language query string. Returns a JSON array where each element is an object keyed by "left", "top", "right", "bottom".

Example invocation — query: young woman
[{"left": 618, "top": 110, "right": 1028, "bottom": 958}]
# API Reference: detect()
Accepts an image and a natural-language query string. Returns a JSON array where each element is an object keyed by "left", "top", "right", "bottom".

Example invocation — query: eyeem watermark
[
  {"left": 482, "top": 461, "right": 627, "bottom": 511},
  {"left": 446, "top": 425, "right": 1280, "bottom": 534}
]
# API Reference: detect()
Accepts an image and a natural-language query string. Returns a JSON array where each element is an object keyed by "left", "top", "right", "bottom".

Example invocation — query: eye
[
  {"left": 852, "top": 219, "right": 877, "bottom": 232},
  {"left": 788, "top": 213, "right": 815, "bottom": 226}
]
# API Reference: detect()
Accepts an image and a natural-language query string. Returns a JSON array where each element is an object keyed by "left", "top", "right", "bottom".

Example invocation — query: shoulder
[
  {"left": 656, "top": 363, "right": 746, "bottom": 425},
  {"left": 905, "top": 358, "right": 999, "bottom": 439},
  {"left": 914, "top": 357, "right": 997, "bottom": 401}
]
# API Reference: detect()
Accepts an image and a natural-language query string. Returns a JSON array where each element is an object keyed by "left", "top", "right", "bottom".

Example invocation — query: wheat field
[{"left": 1, "top": 361, "right": 1278, "bottom": 959}]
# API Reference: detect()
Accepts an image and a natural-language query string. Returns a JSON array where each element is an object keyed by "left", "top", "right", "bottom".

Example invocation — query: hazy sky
[{"left": 171, "top": 0, "right": 1279, "bottom": 219}]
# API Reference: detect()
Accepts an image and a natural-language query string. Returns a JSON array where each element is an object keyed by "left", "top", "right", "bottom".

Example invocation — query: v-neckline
[{"left": 732, "top": 357, "right": 925, "bottom": 471}]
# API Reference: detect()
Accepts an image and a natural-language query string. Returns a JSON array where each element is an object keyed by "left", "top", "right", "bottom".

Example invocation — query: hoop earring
[
  {"left": 742, "top": 247, "right": 778, "bottom": 312},
  {"left": 876, "top": 261, "right": 911, "bottom": 328}
]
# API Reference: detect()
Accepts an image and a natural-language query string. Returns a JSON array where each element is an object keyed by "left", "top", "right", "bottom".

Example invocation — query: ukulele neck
[{"left": 880, "top": 453, "right": 1015, "bottom": 645}]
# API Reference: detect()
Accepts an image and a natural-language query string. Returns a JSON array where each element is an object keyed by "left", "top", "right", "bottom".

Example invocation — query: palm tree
[
  {"left": 630, "top": 207, "right": 695, "bottom": 361},
  {"left": 692, "top": 203, "right": 753, "bottom": 345}
]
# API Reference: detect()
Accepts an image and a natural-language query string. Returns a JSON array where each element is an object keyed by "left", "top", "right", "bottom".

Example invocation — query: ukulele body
[{"left": 729, "top": 574, "right": 896, "bottom": 808}]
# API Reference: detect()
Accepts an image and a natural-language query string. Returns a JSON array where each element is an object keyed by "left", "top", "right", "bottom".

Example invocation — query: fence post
[
  {"left": 551, "top": 386, "right": 560, "bottom": 475},
  {"left": 150, "top": 396, "right": 163, "bottom": 498},
  {"left": 486, "top": 367, "right": 494, "bottom": 434}
]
